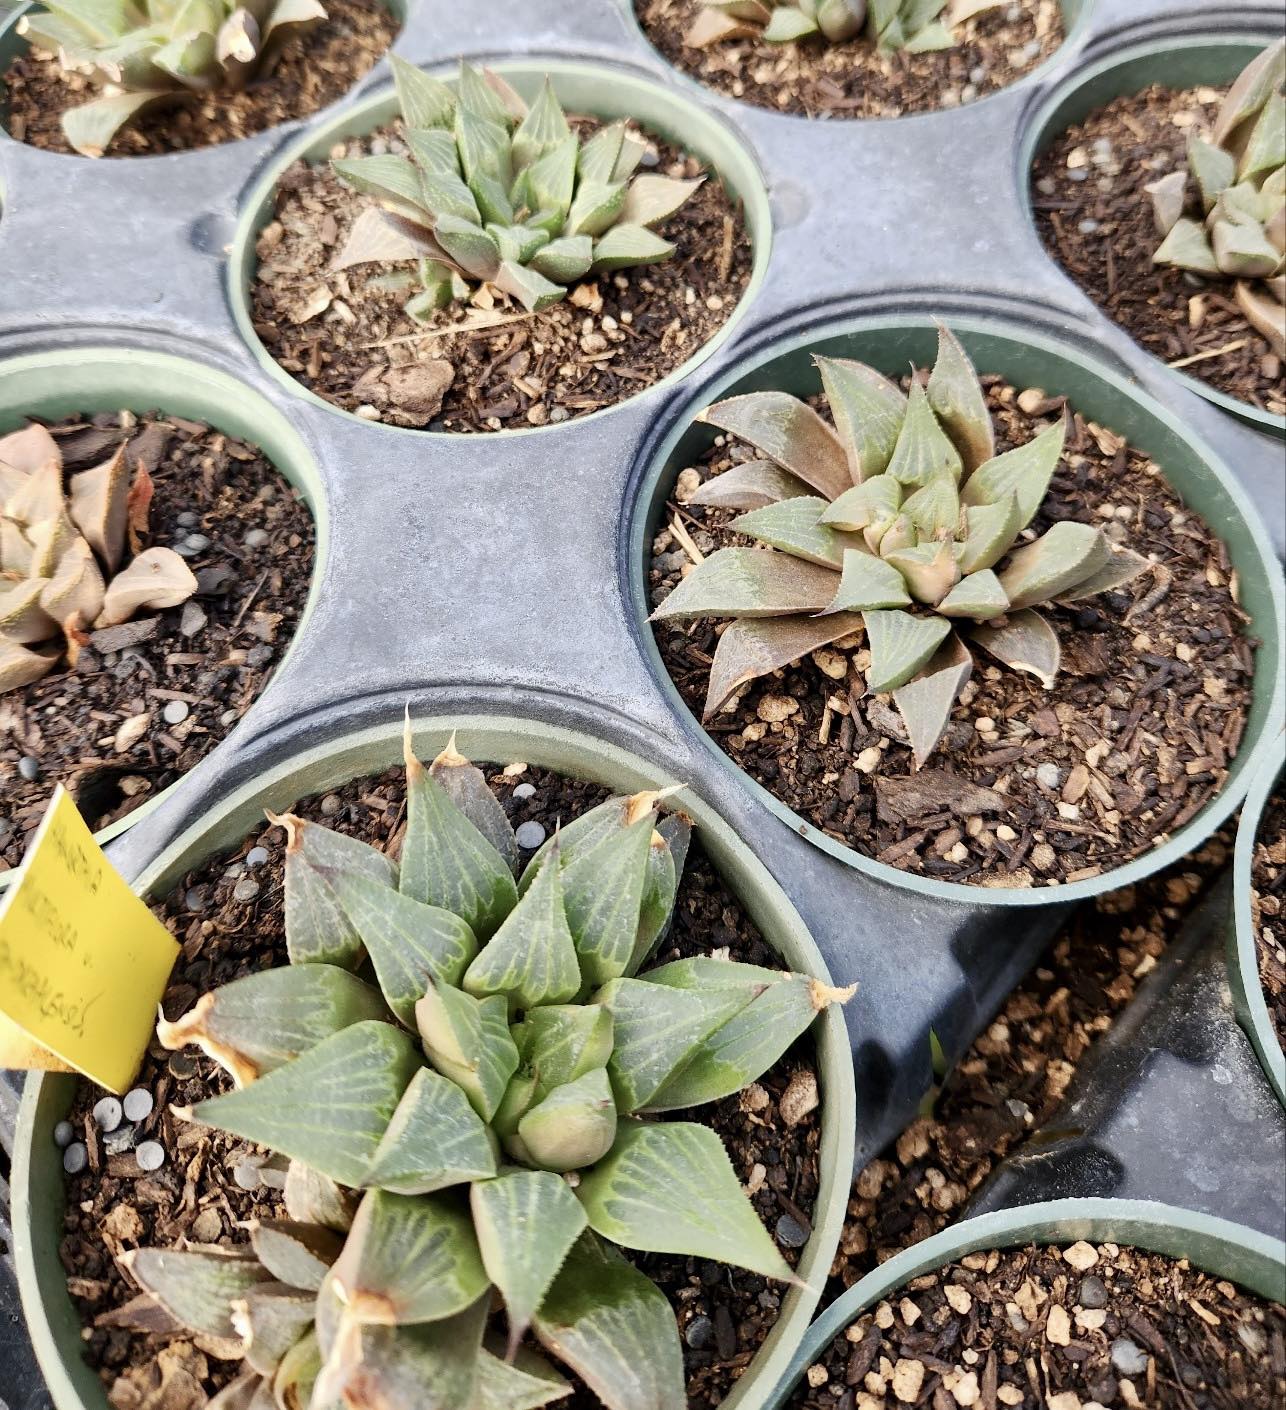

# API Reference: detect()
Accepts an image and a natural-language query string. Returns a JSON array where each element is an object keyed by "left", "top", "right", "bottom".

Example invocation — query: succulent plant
[
  {"left": 328, "top": 58, "right": 705, "bottom": 318},
  {"left": 18, "top": 0, "right": 328, "bottom": 158},
  {"left": 129, "top": 727, "right": 852, "bottom": 1409},
  {"left": 651, "top": 326, "right": 1151, "bottom": 766},
  {"left": 1150, "top": 39, "right": 1286, "bottom": 358},
  {"left": 685, "top": 0, "right": 1004, "bottom": 52},
  {"left": 0, "top": 421, "right": 197, "bottom": 697}
]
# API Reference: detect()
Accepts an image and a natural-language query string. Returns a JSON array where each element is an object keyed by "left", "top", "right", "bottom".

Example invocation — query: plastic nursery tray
[{"left": 0, "top": 0, "right": 1285, "bottom": 1402}]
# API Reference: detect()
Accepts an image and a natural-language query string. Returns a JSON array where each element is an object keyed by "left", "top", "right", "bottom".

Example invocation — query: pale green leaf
[
  {"left": 863, "top": 608, "right": 953, "bottom": 693},
  {"left": 513, "top": 1004, "right": 615, "bottom": 1101},
  {"left": 732, "top": 495, "right": 865, "bottom": 568},
  {"left": 472, "top": 171, "right": 516, "bottom": 225},
  {"left": 884, "top": 378, "right": 963, "bottom": 487},
  {"left": 1154, "top": 216, "right": 1220, "bottom": 275},
  {"left": 926, "top": 323, "right": 994, "bottom": 472},
  {"left": 577, "top": 1123, "right": 794, "bottom": 1280},
  {"left": 515, "top": 1068, "right": 618, "bottom": 1172},
  {"left": 891, "top": 636, "right": 973, "bottom": 768},
  {"left": 997, "top": 520, "right": 1110, "bottom": 609},
  {"left": 901, "top": 472, "right": 961, "bottom": 537},
  {"left": 1054, "top": 546, "right": 1151, "bottom": 603},
  {"left": 62, "top": 89, "right": 172, "bottom": 158},
  {"left": 1212, "top": 38, "right": 1285, "bottom": 148},
  {"left": 936, "top": 568, "right": 1009, "bottom": 618},
  {"left": 471, "top": 1171, "right": 588, "bottom": 1357},
  {"left": 961, "top": 418, "right": 1067, "bottom": 530},
  {"left": 763, "top": 5, "right": 819, "bottom": 39},
  {"left": 1187, "top": 136, "right": 1235, "bottom": 212},
  {"left": 699, "top": 391, "right": 852, "bottom": 501},
  {"left": 815, "top": 355, "right": 906, "bottom": 483},
  {"left": 250, "top": 1220, "right": 343, "bottom": 1292},
  {"left": 365, "top": 1066, "right": 498, "bottom": 1195},
  {"left": 591, "top": 223, "right": 675, "bottom": 271},
  {"left": 1212, "top": 216, "right": 1281, "bottom": 277},
  {"left": 528, "top": 234, "right": 594, "bottom": 283},
  {"left": 429, "top": 738, "right": 519, "bottom": 876},
  {"left": 417, "top": 981, "right": 519, "bottom": 1122},
  {"left": 619, "top": 175, "right": 704, "bottom": 228},
  {"left": 825, "top": 549, "right": 911, "bottom": 612},
  {"left": 284, "top": 1162, "right": 356, "bottom": 1233},
  {"left": 457, "top": 59, "right": 513, "bottom": 126},
  {"left": 493, "top": 260, "right": 567, "bottom": 311},
  {"left": 882, "top": 541, "right": 959, "bottom": 606},
  {"left": 272, "top": 1330, "right": 324, "bottom": 1410},
  {"left": 703, "top": 611, "right": 864, "bottom": 717},
  {"left": 511, "top": 78, "right": 571, "bottom": 168},
  {"left": 233, "top": 1283, "right": 315, "bottom": 1377},
  {"left": 971, "top": 607, "right": 1061, "bottom": 687},
  {"left": 406, "top": 125, "right": 461, "bottom": 176},
  {"left": 120, "top": 1248, "right": 269, "bottom": 1342},
  {"left": 434, "top": 213, "right": 503, "bottom": 281},
  {"left": 331, "top": 155, "right": 432, "bottom": 223},
  {"left": 821, "top": 475, "right": 903, "bottom": 531},
  {"left": 473, "top": 1347, "right": 572, "bottom": 1410},
  {"left": 628, "top": 820, "right": 686, "bottom": 975},
  {"left": 390, "top": 53, "right": 455, "bottom": 129},
  {"left": 578, "top": 122, "right": 628, "bottom": 183},
  {"left": 1237, "top": 90, "right": 1285, "bottom": 183},
  {"left": 956, "top": 491, "right": 1022, "bottom": 574},
  {"left": 417, "top": 168, "right": 482, "bottom": 225},
  {"left": 688, "top": 459, "right": 813, "bottom": 510},
  {"left": 650, "top": 546, "right": 840, "bottom": 620},
  {"left": 186, "top": 1021, "right": 420, "bottom": 1188}
]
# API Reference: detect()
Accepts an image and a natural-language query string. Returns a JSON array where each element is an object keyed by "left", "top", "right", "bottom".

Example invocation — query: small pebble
[
  {"left": 320, "top": 794, "right": 342, "bottom": 816},
  {"left": 968, "top": 64, "right": 987, "bottom": 84},
  {"left": 168, "top": 1051, "right": 197, "bottom": 1078},
  {"left": 17, "top": 756, "right": 40, "bottom": 783},
  {"left": 245, "top": 846, "right": 270, "bottom": 868},
  {"left": 515, "top": 820, "right": 546, "bottom": 849},
  {"left": 123, "top": 1088, "right": 154, "bottom": 1123},
  {"left": 1067, "top": 169, "right": 1088, "bottom": 182},
  {"left": 1078, "top": 218, "right": 1101, "bottom": 234},
  {"left": 775, "top": 1213, "right": 809, "bottom": 1248},
  {"left": 162, "top": 699, "right": 190, "bottom": 726},
  {"left": 243, "top": 528, "right": 270, "bottom": 548},
  {"left": 184, "top": 533, "right": 211, "bottom": 552},
  {"left": 62, "top": 1142, "right": 88, "bottom": 1175},
  {"left": 1036, "top": 762, "right": 1063, "bottom": 790},
  {"left": 233, "top": 877, "right": 261, "bottom": 903},
  {"left": 512, "top": 782, "right": 537, "bottom": 800},
  {"left": 246, "top": 644, "right": 273, "bottom": 667},
  {"left": 92, "top": 1096, "right": 123, "bottom": 1132},
  {"left": 53, "top": 1121, "right": 75, "bottom": 1149},
  {"left": 1111, "top": 1338, "right": 1149, "bottom": 1377},
  {"left": 136, "top": 1140, "right": 166, "bottom": 1172},
  {"left": 1079, "top": 1275, "right": 1109, "bottom": 1309},
  {"left": 176, "top": 511, "right": 199, "bottom": 529},
  {"left": 185, "top": 885, "right": 209, "bottom": 912},
  {"left": 684, "top": 1315, "right": 714, "bottom": 1350}
]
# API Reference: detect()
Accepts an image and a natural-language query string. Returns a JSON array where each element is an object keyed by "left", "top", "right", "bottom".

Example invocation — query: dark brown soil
[
  {"left": 2, "top": 0, "right": 397, "bottom": 157},
  {"left": 792, "top": 1240, "right": 1285, "bottom": 1410},
  {"left": 59, "top": 763, "right": 820, "bottom": 1409},
  {"left": 250, "top": 119, "right": 753, "bottom": 432},
  {"left": 1033, "top": 82, "right": 1286, "bottom": 417},
  {"left": 634, "top": 0, "right": 1063, "bottom": 119},
  {"left": 1250, "top": 783, "right": 1286, "bottom": 1048},
  {"left": 832, "top": 825, "right": 1233, "bottom": 1287},
  {"left": 650, "top": 376, "right": 1255, "bottom": 888},
  {"left": 0, "top": 412, "right": 314, "bottom": 877}
]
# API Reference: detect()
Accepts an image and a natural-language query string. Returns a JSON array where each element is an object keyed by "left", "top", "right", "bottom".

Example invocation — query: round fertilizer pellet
[
  {"left": 233, "top": 877, "right": 261, "bottom": 903},
  {"left": 512, "top": 782, "right": 536, "bottom": 799},
  {"left": 245, "top": 846, "right": 270, "bottom": 868},
  {"left": 515, "top": 820, "right": 546, "bottom": 849},
  {"left": 123, "top": 1088, "right": 154, "bottom": 1123},
  {"left": 53, "top": 1121, "right": 75, "bottom": 1149},
  {"left": 63, "top": 1142, "right": 88, "bottom": 1175},
  {"left": 18, "top": 756, "right": 40, "bottom": 782},
  {"left": 163, "top": 700, "right": 190, "bottom": 726},
  {"left": 136, "top": 1141, "right": 166, "bottom": 1171},
  {"left": 92, "top": 1097, "right": 123, "bottom": 1132},
  {"left": 234, "top": 1159, "right": 262, "bottom": 1191}
]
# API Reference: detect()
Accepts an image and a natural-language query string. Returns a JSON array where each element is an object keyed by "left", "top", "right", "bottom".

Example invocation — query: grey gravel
[
  {"left": 774, "top": 1213, "right": 809, "bottom": 1248},
  {"left": 1079, "top": 1275, "right": 1109, "bottom": 1309},
  {"left": 246, "top": 644, "right": 274, "bottom": 667},
  {"left": 53, "top": 1121, "right": 75, "bottom": 1148},
  {"left": 17, "top": 756, "right": 40, "bottom": 782},
  {"left": 320, "top": 794, "right": 342, "bottom": 816},
  {"left": 162, "top": 699, "right": 190, "bottom": 726},
  {"left": 233, "top": 877, "right": 261, "bottom": 903},
  {"left": 515, "top": 820, "right": 547, "bottom": 849},
  {"left": 243, "top": 528, "right": 270, "bottom": 548},
  {"left": 1111, "top": 1338, "right": 1149, "bottom": 1377},
  {"left": 184, "top": 533, "right": 211, "bottom": 552},
  {"left": 1068, "top": 169, "right": 1088, "bottom": 182},
  {"left": 179, "top": 601, "right": 208, "bottom": 637},
  {"left": 62, "top": 1142, "right": 88, "bottom": 1175},
  {"left": 123, "top": 1088, "right": 154, "bottom": 1123},
  {"left": 136, "top": 1140, "right": 166, "bottom": 1171},
  {"left": 245, "top": 846, "right": 270, "bottom": 868},
  {"left": 684, "top": 1315, "right": 713, "bottom": 1350},
  {"left": 512, "top": 782, "right": 537, "bottom": 799},
  {"left": 176, "top": 511, "right": 199, "bottom": 529},
  {"left": 92, "top": 1096, "right": 123, "bottom": 1132},
  {"left": 185, "top": 885, "right": 209, "bottom": 912}
]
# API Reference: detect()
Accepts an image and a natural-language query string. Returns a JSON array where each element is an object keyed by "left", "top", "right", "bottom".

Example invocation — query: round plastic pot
[
  {"left": 622, "top": 0, "right": 1096, "bottom": 123},
  {"left": 12, "top": 712, "right": 856, "bottom": 1410},
  {"left": 630, "top": 312, "right": 1286, "bottom": 907},
  {"left": 1230, "top": 755, "right": 1286, "bottom": 1108},
  {"left": 227, "top": 57, "right": 773, "bottom": 437},
  {"left": 0, "top": 346, "right": 326, "bottom": 890},
  {"left": 0, "top": 0, "right": 407, "bottom": 153},
  {"left": 1022, "top": 33, "right": 1286, "bottom": 441},
  {"left": 764, "top": 1197, "right": 1286, "bottom": 1410}
]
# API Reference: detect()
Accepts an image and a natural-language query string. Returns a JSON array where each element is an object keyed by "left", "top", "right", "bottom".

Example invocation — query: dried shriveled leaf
[
  {"left": 815, "top": 355, "right": 906, "bottom": 484},
  {"left": 997, "top": 520, "right": 1111, "bottom": 609},
  {"left": 863, "top": 608, "right": 953, "bottom": 693},
  {"left": 892, "top": 636, "right": 972, "bottom": 768},
  {"left": 684, "top": 5, "right": 760, "bottom": 45},
  {"left": 703, "top": 611, "right": 864, "bottom": 716},
  {"left": 971, "top": 607, "right": 1061, "bottom": 687},
  {"left": 63, "top": 89, "right": 170, "bottom": 158},
  {"left": 119, "top": 1248, "right": 271, "bottom": 1342},
  {"left": 185, "top": 1021, "right": 421, "bottom": 1187},
  {"left": 926, "top": 324, "right": 994, "bottom": 472},
  {"left": 651, "top": 546, "right": 839, "bottom": 620},
  {"left": 96, "top": 546, "right": 197, "bottom": 627},
  {"left": 331, "top": 206, "right": 442, "bottom": 272},
  {"left": 0, "top": 636, "right": 58, "bottom": 693},
  {"left": 40, "top": 537, "right": 106, "bottom": 630},
  {"left": 156, "top": 963, "right": 388, "bottom": 1088},
  {"left": 698, "top": 392, "right": 852, "bottom": 501},
  {"left": 0, "top": 422, "right": 60, "bottom": 475},
  {"left": 1236, "top": 279, "right": 1286, "bottom": 358}
]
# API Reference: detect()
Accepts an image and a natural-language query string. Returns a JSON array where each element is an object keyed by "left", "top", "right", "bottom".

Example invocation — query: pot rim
[
  {"left": 764, "top": 1196, "right": 1286, "bottom": 1410},
  {"left": 1018, "top": 28, "right": 1286, "bottom": 441},
  {"left": 225, "top": 54, "right": 775, "bottom": 440},
  {"left": 627, "top": 308, "right": 1286, "bottom": 907},
  {"left": 12, "top": 711, "right": 856, "bottom": 1410},
  {"left": 0, "top": 343, "right": 327, "bottom": 891}
]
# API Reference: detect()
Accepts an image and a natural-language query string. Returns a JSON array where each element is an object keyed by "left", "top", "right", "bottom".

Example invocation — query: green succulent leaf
[
  {"left": 699, "top": 392, "right": 852, "bottom": 501},
  {"left": 825, "top": 549, "right": 912, "bottom": 613},
  {"left": 406, "top": 125, "right": 462, "bottom": 176},
  {"left": 577, "top": 121, "right": 636, "bottom": 183},
  {"left": 390, "top": 53, "right": 455, "bottom": 129},
  {"left": 997, "top": 520, "right": 1111, "bottom": 609},
  {"left": 882, "top": 541, "right": 960, "bottom": 607},
  {"left": 429, "top": 738, "right": 519, "bottom": 875},
  {"left": 365, "top": 1066, "right": 498, "bottom": 1195},
  {"left": 956, "top": 491, "right": 1023, "bottom": 575},
  {"left": 457, "top": 60, "right": 514, "bottom": 126},
  {"left": 971, "top": 608, "right": 1061, "bottom": 687},
  {"left": 528, "top": 234, "right": 595, "bottom": 283},
  {"left": 185, "top": 1022, "right": 421, "bottom": 1188},
  {"left": 533, "top": 1235, "right": 684, "bottom": 1410},
  {"left": 511, "top": 78, "right": 572, "bottom": 168},
  {"left": 629, "top": 820, "right": 687, "bottom": 974},
  {"left": 402, "top": 726, "right": 519, "bottom": 940},
  {"left": 1054, "top": 546, "right": 1151, "bottom": 603},
  {"left": 733, "top": 495, "right": 868, "bottom": 569},
  {"left": 591, "top": 224, "right": 675, "bottom": 271},
  {"left": 1154, "top": 216, "right": 1220, "bottom": 275},
  {"left": 62, "top": 89, "right": 167, "bottom": 159},
  {"left": 619, "top": 175, "right": 705, "bottom": 227},
  {"left": 763, "top": 4, "right": 819, "bottom": 38},
  {"left": 901, "top": 472, "right": 961, "bottom": 537},
  {"left": 1212, "top": 216, "right": 1281, "bottom": 277},
  {"left": 284, "top": 1162, "right": 356, "bottom": 1233},
  {"left": 814, "top": 355, "right": 907, "bottom": 483},
  {"left": 514, "top": 1004, "right": 616, "bottom": 1100},
  {"left": 331, "top": 155, "right": 432, "bottom": 223},
  {"left": 936, "top": 568, "right": 1010, "bottom": 619},
  {"left": 463, "top": 835, "right": 582, "bottom": 1012},
  {"left": 493, "top": 260, "right": 567, "bottom": 312},
  {"left": 926, "top": 324, "right": 995, "bottom": 473},
  {"left": 891, "top": 636, "right": 973, "bottom": 769},
  {"left": 516, "top": 1067, "right": 618, "bottom": 1172},
  {"left": 272, "top": 1330, "right": 325, "bottom": 1410},
  {"left": 119, "top": 1248, "right": 271, "bottom": 1342},
  {"left": 650, "top": 546, "right": 841, "bottom": 620},
  {"left": 1212, "top": 38, "right": 1285, "bottom": 147},
  {"left": 961, "top": 418, "right": 1067, "bottom": 530},
  {"left": 821, "top": 475, "right": 903, "bottom": 532},
  {"left": 1238, "top": 90, "right": 1285, "bottom": 183},
  {"left": 416, "top": 980, "right": 519, "bottom": 1123},
  {"left": 1187, "top": 136, "right": 1235, "bottom": 212},
  {"left": 474, "top": 1347, "right": 572, "bottom": 1410},
  {"left": 884, "top": 378, "right": 963, "bottom": 488},
  {"left": 249, "top": 1220, "right": 343, "bottom": 1292},
  {"left": 417, "top": 168, "right": 482, "bottom": 225},
  {"left": 433, "top": 213, "right": 503, "bottom": 281},
  {"left": 689, "top": 460, "right": 814, "bottom": 511},
  {"left": 233, "top": 1283, "right": 316, "bottom": 1377},
  {"left": 471, "top": 1170, "right": 589, "bottom": 1357},
  {"left": 577, "top": 1122, "right": 794, "bottom": 1281},
  {"left": 594, "top": 977, "right": 745, "bottom": 1112},
  {"left": 276, "top": 812, "right": 396, "bottom": 969},
  {"left": 703, "top": 612, "right": 865, "bottom": 718},
  {"left": 863, "top": 608, "right": 953, "bottom": 693},
  {"left": 155, "top": 963, "right": 388, "bottom": 1088}
]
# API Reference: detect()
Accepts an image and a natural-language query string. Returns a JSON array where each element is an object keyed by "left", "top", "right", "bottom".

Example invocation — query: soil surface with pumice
[
  {"left": 57, "top": 763, "right": 823, "bottom": 1410},
  {"left": 1250, "top": 782, "right": 1286, "bottom": 1048}
]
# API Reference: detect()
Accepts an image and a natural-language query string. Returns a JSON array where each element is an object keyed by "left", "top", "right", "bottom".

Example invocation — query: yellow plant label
[{"left": 0, "top": 786, "right": 179, "bottom": 1093}]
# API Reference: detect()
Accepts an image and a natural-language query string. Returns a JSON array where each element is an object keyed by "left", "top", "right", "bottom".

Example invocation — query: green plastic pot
[
  {"left": 630, "top": 312, "right": 1286, "bottom": 907},
  {"left": 1231, "top": 751, "right": 1286, "bottom": 1108},
  {"left": 0, "top": 0, "right": 407, "bottom": 151},
  {"left": 0, "top": 346, "right": 326, "bottom": 890},
  {"left": 621, "top": 0, "right": 1096, "bottom": 122},
  {"left": 1022, "top": 33, "right": 1286, "bottom": 441},
  {"left": 227, "top": 57, "right": 773, "bottom": 438},
  {"left": 12, "top": 713, "right": 857, "bottom": 1410},
  {"left": 765, "top": 1197, "right": 1286, "bottom": 1409}
]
